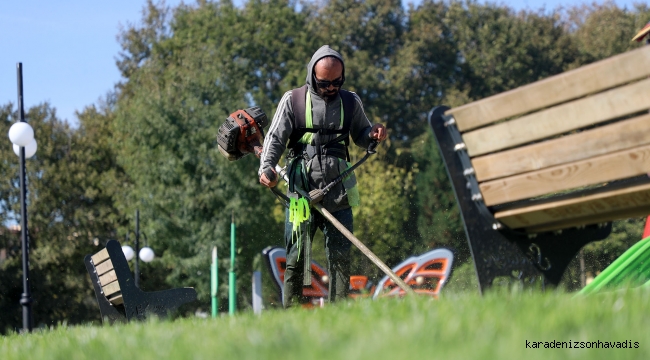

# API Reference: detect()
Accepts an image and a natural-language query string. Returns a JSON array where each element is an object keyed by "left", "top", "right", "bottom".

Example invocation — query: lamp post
[
  {"left": 135, "top": 209, "right": 140, "bottom": 288},
  {"left": 120, "top": 209, "right": 155, "bottom": 287},
  {"left": 9, "top": 63, "right": 38, "bottom": 333}
]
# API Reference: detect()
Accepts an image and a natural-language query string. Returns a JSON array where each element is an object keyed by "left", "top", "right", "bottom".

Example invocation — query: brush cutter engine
[{"left": 217, "top": 106, "right": 268, "bottom": 161}]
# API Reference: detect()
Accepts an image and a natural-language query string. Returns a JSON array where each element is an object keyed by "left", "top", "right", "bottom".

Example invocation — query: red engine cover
[{"left": 230, "top": 109, "right": 264, "bottom": 158}]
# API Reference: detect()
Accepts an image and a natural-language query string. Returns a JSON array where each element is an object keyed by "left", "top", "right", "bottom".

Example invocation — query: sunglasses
[{"left": 314, "top": 77, "right": 344, "bottom": 89}]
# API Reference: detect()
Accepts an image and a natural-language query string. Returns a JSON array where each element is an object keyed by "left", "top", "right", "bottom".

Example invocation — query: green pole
[
  {"left": 211, "top": 246, "right": 218, "bottom": 318},
  {"left": 229, "top": 212, "right": 236, "bottom": 316}
]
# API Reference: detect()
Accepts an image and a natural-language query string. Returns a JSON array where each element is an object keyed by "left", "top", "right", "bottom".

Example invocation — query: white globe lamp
[
  {"left": 8, "top": 122, "right": 34, "bottom": 147},
  {"left": 122, "top": 245, "right": 135, "bottom": 261},
  {"left": 13, "top": 139, "right": 37, "bottom": 159},
  {"left": 139, "top": 247, "right": 155, "bottom": 263}
]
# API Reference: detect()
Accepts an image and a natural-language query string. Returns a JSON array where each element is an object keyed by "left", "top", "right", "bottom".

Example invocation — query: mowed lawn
[{"left": 2, "top": 288, "right": 649, "bottom": 360}]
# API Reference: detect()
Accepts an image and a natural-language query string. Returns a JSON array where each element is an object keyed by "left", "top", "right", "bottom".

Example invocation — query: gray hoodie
[{"left": 259, "top": 45, "right": 374, "bottom": 211}]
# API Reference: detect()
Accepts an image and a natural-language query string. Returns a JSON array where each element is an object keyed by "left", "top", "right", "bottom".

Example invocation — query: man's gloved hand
[
  {"left": 370, "top": 124, "right": 387, "bottom": 142},
  {"left": 260, "top": 167, "right": 279, "bottom": 188}
]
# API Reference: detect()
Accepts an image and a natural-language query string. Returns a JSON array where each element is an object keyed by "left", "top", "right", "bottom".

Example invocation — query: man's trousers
[{"left": 283, "top": 207, "right": 352, "bottom": 308}]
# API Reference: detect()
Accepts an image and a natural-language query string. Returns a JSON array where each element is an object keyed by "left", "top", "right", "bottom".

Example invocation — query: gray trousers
[{"left": 283, "top": 207, "right": 352, "bottom": 307}]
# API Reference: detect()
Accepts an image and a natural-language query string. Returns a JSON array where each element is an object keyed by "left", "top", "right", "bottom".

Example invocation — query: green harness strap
[{"left": 289, "top": 197, "right": 310, "bottom": 261}]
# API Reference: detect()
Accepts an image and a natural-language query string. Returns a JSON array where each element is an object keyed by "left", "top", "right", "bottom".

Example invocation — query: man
[{"left": 259, "top": 45, "right": 387, "bottom": 307}]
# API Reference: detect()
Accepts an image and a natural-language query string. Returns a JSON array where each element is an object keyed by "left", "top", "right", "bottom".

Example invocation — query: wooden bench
[
  {"left": 428, "top": 46, "right": 650, "bottom": 293},
  {"left": 84, "top": 239, "right": 197, "bottom": 323}
]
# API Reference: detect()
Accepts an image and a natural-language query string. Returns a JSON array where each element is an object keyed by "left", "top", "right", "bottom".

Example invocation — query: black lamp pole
[
  {"left": 16, "top": 63, "right": 33, "bottom": 333},
  {"left": 135, "top": 209, "right": 140, "bottom": 288}
]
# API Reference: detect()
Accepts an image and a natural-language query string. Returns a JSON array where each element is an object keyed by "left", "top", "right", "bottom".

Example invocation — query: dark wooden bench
[
  {"left": 429, "top": 46, "right": 650, "bottom": 293},
  {"left": 84, "top": 239, "right": 197, "bottom": 323}
]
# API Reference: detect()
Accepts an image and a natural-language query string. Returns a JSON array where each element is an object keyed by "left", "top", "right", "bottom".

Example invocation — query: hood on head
[{"left": 306, "top": 45, "right": 345, "bottom": 92}]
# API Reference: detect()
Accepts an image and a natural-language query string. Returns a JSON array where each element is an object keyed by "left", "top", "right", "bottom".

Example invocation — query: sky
[{"left": 0, "top": 0, "right": 643, "bottom": 128}]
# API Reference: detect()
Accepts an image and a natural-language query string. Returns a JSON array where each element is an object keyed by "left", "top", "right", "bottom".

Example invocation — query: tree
[
  {"left": 348, "top": 140, "right": 417, "bottom": 279},
  {"left": 567, "top": 2, "right": 650, "bottom": 64},
  {"left": 306, "top": 0, "right": 407, "bottom": 139},
  {"left": 111, "top": 0, "right": 322, "bottom": 310},
  {"left": 0, "top": 101, "right": 124, "bottom": 333}
]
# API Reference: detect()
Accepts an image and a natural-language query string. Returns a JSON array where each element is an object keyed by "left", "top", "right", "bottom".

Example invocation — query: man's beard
[{"left": 317, "top": 88, "right": 339, "bottom": 102}]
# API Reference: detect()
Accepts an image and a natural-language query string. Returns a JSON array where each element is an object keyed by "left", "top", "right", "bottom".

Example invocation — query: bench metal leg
[
  {"left": 429, "top": 106, "right": 612, "bottom": 293},
  {"left": 123, "top": 288, "right": 198, "bottom": 321},
  {"left": 104, "top": 240, "right": 197, "bottom": 321}
]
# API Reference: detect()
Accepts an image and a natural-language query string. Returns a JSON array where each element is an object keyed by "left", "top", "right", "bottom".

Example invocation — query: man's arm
[
  {"left": 349, "top": 92, "right": 387, "bottom": 148},
  {"left": 259, "top": 91, "right": 294, "bottom": 188}
]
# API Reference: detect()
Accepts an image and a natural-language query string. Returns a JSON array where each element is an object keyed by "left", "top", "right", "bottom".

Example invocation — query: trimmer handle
[
  {"left": 367, "top": 140, "right": 379, "bottom": 154},
  {"left": 263, "top": 167, "right": 277, "bottom": 183},
  {"left": 253, "top": 145, "right": 264, "bottom": 159}
]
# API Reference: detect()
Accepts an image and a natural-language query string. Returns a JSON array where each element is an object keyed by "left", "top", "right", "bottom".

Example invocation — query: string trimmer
[{"left": 216, "top": 107, "right": 415, "bottom": 296}]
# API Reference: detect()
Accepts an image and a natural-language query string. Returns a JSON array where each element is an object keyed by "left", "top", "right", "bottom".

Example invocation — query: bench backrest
[
  {"left": 90, "top": 248, "right": 124, "bottom": 305},
  {"left": 444, "top": 46, "right": 650, "bottom": 232}
]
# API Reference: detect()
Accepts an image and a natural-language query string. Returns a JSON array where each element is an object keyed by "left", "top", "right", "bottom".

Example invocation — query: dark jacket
[{"left": 259, "top": 45, "right": 374, "bottom": 211}]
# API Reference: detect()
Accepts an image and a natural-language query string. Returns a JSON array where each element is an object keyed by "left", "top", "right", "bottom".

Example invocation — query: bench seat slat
[
  {"left": 95, "top": 259, "right": 114, "bottom": 276},
  {"left": 99, "top": 270, "right": 118, "bottom": 287},
  {"left": 91, "top": 248, "right": 109, "bottom": 265},
  {"left": 525, "top": 207, "right": 650, "bottom": 233},
  {"left": 494, "top": 183, "right": 650, "bottom": 230},
  {"left": 479, "top": 144, "right": 650, "bottom": 206},
  {"left": 108, "top": 294, "right": 123, "bottom": 305},
  {"left": 463, "top": 77, "right": 650, "bottom": 157},
  {"left": 447, "top": 46, "right": 650, "bottom": 132},
  {"left": 102, "top": 281, "right": 121, "bottom": 297},
  {"left": 473, "top": 113, "right": 650, "bottom": 181}
]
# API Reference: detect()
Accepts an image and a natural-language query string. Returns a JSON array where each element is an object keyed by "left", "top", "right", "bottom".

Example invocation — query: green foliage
[
  {"left": 443, "top": 1, "right": 578, "bottom": 99},
  {"left": 540, "top": 217, "right": 643, "bottom": 294},
  {"left": 389, "top": 0, "right": 463, "bottom": 140},
  {"left": 412, "top": 131, "right": 467, "bottom": 260},
  {"left": 350, "top": 140, "right": 416, "bottom": 278},
  {"left": 442, "top": 261, "right": 479, "bottom": 292},
  {"left": 111, "top": 0, "right": 314, "bottom": 311},
  {"left": 0, "top": 102, "right": 124, "bottom": 332},
  {"left": 568, "top": 2, "right": 650, "bottom": 64}
]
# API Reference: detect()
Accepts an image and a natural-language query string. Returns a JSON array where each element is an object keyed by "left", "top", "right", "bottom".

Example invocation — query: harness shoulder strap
[
  {"left": 287, "top": 85, "right": 309, "bottom": 149},
  {"left": 291, "top": 85, "right": 308, "bottom": 130},
  {"left": 339, "top": 89, "right": 355, "bottom": 141}
]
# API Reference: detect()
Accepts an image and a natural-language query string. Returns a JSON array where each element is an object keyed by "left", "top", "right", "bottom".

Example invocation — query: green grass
[{"left": 2, "top": 288, "right": 650, "bottom": 360}]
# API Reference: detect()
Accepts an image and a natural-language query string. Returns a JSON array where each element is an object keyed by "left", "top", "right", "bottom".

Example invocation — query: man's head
[
  {"left": 306, "top": 46, "right": 346, "bottom": 101},
  {"left": 313, "top": 56, "right": 344, "bottom": 101}
]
